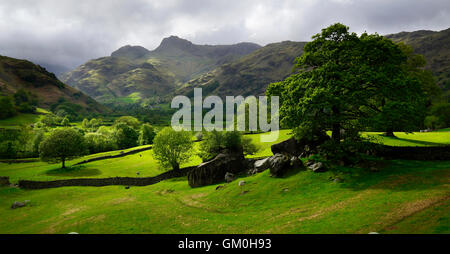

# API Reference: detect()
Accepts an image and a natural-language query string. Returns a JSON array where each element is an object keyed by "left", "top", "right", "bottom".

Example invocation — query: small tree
[
  {"left": 139, "top": 123, "right": 156, "bottom": 145},
  {"left": 153, "top": 127, "right": 193, "bottom": 171},
  {"left": 39, "top": 128, "right": 86, "bottom": 168}
]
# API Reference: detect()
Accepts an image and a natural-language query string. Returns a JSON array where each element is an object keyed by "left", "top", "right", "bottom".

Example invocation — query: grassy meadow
[{"left": 0, "top": 130, "right": 449, "bottom": 234}]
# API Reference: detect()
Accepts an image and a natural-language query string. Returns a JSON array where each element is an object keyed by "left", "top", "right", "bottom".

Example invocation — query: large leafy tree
[
  {"left": 267, "top": 23, "right": 425, "bottom": 142},
  {"left": 153, "top": 127, "right": 193, "bottom": 171},
  {"left": 39, "top": 128, "right": 86, "bottom": 168}
]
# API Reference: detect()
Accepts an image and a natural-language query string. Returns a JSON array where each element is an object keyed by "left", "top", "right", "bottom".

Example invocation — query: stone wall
[
  {"left": 73, "top": 146, "right": 153, "bottom": 166},
  {"left": 18, "top": 166, "right": 196, "bottom": 190}
]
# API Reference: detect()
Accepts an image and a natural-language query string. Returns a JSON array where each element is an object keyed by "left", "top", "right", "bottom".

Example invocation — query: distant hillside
[
  {"left": 386, "top": 28, "right": 450, "bottom": 90},
  {"left": 0, "top": 55, "right": 107, "bottom": 115},
  {"left": 180, "top": 41, "right": 307, "bottom": 98},
  {"left": 62, "top": 36, "right": 261, "bottom": 104}
]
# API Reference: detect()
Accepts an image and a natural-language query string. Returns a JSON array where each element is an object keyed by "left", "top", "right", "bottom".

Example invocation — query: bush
[{"left": 153, "top": 127, "right": 193, "bottom": 170}]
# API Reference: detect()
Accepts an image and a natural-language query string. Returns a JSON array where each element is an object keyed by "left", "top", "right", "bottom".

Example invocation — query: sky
[{"left": 0, "top": 0, "right": 449, "bottom": 74}]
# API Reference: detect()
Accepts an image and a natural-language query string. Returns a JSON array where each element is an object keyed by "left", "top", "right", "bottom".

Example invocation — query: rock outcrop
[{"left": 187, "top": 150, "right": 246, "bottom": 187}]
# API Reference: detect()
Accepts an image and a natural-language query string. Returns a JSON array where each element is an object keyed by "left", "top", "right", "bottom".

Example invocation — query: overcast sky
[{"left": 0, "top": 0, "right": 449, "bottom": 73}]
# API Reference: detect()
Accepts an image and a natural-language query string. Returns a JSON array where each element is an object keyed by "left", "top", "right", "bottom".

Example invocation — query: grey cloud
[{"left": 0, "top": 0, "right": 448, "bottom": 74}]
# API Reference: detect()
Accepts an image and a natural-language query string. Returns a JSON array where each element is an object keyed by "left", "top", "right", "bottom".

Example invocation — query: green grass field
[
  {"left": 0, "top": 130, "right": 448, "bottom": 234},
  {"left": 364, "top": 132, "right": 450, "bottom": 147},
  {"left": 0, "top": 113, "right": 42, "bottom": 129}
]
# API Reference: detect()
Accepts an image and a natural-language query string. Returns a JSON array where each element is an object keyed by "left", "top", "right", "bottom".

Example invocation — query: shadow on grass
[
  {"left": 382, "top": 136, "right": 445, "bottom": 146},
  {"left": 335, "top": 160, "right": 450, "bottom": 192},
  {"left": 45, "top": 165, "right": 101, "bottom": 177}
]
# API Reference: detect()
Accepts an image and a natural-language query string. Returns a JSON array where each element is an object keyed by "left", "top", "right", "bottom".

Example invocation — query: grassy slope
[
  {"left": 0, "top": 159, "right": 448, "bottom": 234},
  {"left": 0, "top": 130, "right": 449, "bottom": 234}
]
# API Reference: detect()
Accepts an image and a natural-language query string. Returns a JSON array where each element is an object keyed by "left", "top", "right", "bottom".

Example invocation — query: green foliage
[
  {"left": 138, "top": 123, "right": 156, "bottom": 145},
  {"left": 198, "top": 130, "right": 258, "bottom": 161},
  {"left": 113, "top": 123, "right": 139, "bottom": 149},
  {"left": 13, "top": 89, "right": 38, "bottom": 114},
  {"left": 426, "top": 103, "right": 450, "bottom": 129},
  {"left": 152, "top": 127, "right": 193, "bottom": 170},
  {"left": 39, "top": 114, "right": 64, "bottom": 128},
  {"left": 84, "top": 133, "right": 117, "bottom": 154},
  {"left": 39, "top": 128, "right": 86, "bottom": 168},
  {"left": 267, "top": 23, "right": 426, "bottom": 142},
  {"left": 114, "top": 116, "right": 141, "bottom": 130},
  {"left": 61, "top": 117, "right": 70, "bottom": 126},
  {"left": 0, "top": 96, "right": 17, "bottom": 119}
]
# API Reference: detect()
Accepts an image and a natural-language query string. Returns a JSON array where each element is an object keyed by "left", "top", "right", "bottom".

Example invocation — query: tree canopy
[
  {"left": 39, "top": 128, "right": 86, "bottom": 168},
  {"left": 152, "top": 127, "right": 193, "bottom": 171},
  {"left": 267, "top": 23, "right": 427, "bottom": 141}
]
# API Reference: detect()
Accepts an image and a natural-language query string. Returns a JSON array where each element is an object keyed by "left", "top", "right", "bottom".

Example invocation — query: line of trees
[{"left": 0, "top": 115, "right": 157, "bottom": 165}]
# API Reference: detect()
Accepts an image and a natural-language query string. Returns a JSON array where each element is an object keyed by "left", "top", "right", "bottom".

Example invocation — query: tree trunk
[
  {"left": 331, "top": 106, "right": 341, "bottom": 143},
  {"left": 172, "top": 163, "right": 180, "bottom": 171},
  {"left": 384, "top": 129, "right": 395, "bottom": 137},
  {"left": 62, "top": 158, "right": 66, "bottom": 168}
]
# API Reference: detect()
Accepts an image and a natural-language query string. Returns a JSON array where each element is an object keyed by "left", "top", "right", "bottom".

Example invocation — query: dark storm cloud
[{"left": 0, "top": 0, "right": 449, "bottom": 73}]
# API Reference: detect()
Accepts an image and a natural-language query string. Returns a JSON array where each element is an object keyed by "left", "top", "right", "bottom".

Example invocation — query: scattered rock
[
  {"left": 368, "top": 232, "right": 379, "bottom": 234},
  {"left": 240, "top": 190, "right": 250, "bottom": 195},
  {"left": 136, "top": 171, "right": 140, "bottom": 175},
  {"left": 268, "top": 153, "right": 291, "bottom": 177},
  {"left": 283, "top": 188, "right": 289, "bottom": 192},
  {"left": 308, "top": 162, "right": 327, "bottom": 173},
  {"left": 225, "top": 172, "right": 235, "bottom": 183},
  {"left": 306, "top": 160, "right": 315, "bottom": 167},
  {"left": 238, "top": 180, "right": 246, "bottom": 187},
  {"left": 254, "top": 157, "right": 271, "bottom": 173},
  {"left": 68, "top": 232, "right": 79, "bottom": 234},
  {"left": 11, "top": 201, "right": 26, "bottom": 209},
  {"left": 216, "top": 185, "right": 224, "bottom": 190},
  {"left": 125, "top": 186, "right": 130, "bottom": 189}
]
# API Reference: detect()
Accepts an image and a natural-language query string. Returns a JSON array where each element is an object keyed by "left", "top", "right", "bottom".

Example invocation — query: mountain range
[
  {"left": 62, "top": 28, "right": 450, "bottom": 107},
  {"left": 1, "top": 27, "right": 448, "bottom": 118}
]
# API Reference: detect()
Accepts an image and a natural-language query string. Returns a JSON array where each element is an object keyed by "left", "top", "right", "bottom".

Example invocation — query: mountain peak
[
  {"left": 111, "top": 45, "right": 150, "bottom": 59},
  {"left": 154, "top": 36, "right": 194, "bottom": 52}
]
